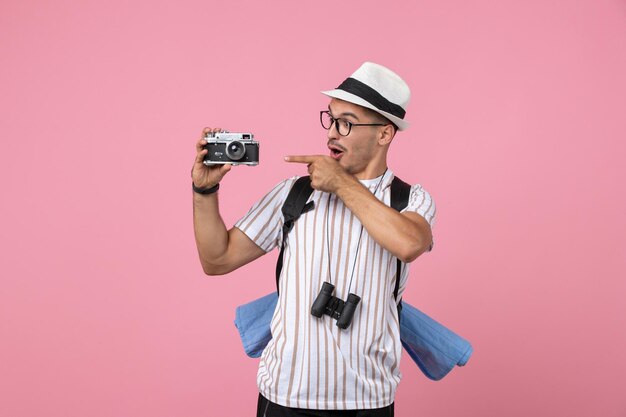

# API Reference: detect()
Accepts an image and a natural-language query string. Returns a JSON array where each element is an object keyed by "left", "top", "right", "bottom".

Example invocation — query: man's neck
[{"left": 353, "top": 162, "right": 389, "bottom": 180}]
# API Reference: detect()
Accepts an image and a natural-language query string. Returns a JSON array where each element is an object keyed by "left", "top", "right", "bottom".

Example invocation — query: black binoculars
[{"left": 311, "top": 282, "right": 361, "bottom": 329}]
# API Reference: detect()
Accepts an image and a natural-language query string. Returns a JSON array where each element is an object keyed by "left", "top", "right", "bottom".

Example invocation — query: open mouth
[{"left": 328, "top": 144, "right": 345, "bottom": 160}]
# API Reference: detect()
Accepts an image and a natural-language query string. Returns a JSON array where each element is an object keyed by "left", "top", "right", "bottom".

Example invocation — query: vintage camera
[
  {"left": 311, "top": 282, "right": 361, "bottom": 329},
  {"left": 203, "top": 132, "right": 259, "bottom": 166}
]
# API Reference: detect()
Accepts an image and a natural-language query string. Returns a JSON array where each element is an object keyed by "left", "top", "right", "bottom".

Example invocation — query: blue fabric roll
[
  {"left": 234, "top": 292, "right": 278, "bottom": 358},
  {"left": 399, "top": 301, "right": 473, "bottom": 380},
  {"left": 234, "top": 292, "right": 472, "bottom": 380}
]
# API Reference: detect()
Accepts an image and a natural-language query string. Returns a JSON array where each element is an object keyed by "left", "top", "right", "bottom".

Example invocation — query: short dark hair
[{"left": 362, "top": 106, "right": 398, "bottom": 133}]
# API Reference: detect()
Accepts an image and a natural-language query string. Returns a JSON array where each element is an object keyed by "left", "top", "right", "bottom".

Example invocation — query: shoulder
[
  {"left": 390, "top": 174, "right": 436, "bottom": 222},
  {"left": 390, "top": 174, "right": 435, "bottom": 203},
  {"left": 251, "top": 176, "right": 304, "bottom": 210},
  {"left": 273, "top": 175, "right": 301, "bottom": 199},
  {"left": 262, "top": 176, "right": 300, "bottom": 198},
  {"left": 409, "top": 183, "right": 433, "bottom": 197},
  {"left": 407, "top": 183, "right": 435, "bottom": 208},
  {"left": 405, "top": 183, "right": 436, "bottom": 227}
]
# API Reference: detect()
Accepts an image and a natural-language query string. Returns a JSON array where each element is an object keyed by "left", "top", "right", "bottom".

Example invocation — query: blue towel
[
  {"left": 234, "top": 292, "right": 472, "bottom": 381},
  {"left": 399, "top": 302, "right": 473, "bottom": 380},
  {"left": 234, "top": 292, "right": 278, "bottom": 358}
]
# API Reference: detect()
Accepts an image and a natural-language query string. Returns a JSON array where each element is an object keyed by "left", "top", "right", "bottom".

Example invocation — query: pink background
[{"left": 2, "top": 0, "right": 625, "bottom": 416}]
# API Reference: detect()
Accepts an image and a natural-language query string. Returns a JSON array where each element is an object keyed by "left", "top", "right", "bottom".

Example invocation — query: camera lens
[{"left": 225, "top": 140, "right": 246, "bottom": 161}]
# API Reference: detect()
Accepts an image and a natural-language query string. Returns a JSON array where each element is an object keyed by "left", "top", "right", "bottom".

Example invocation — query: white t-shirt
[{"left": 234, "top": 170, "right": 436, "bottom": 410}]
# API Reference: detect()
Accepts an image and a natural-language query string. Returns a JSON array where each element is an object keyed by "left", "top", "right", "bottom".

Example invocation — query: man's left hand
[{"left": 284, "top": 155, "right": 354, "bottom": 193}]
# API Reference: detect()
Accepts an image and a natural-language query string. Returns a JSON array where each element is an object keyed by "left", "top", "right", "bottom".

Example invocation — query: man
[{"left": 192, "top": 62, "right": 436, "bottom": 416}]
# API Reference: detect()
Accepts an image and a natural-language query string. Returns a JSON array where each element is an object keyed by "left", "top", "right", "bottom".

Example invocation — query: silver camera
[{"left": 202, "top": 132, "right": 259, "bottom": 166}]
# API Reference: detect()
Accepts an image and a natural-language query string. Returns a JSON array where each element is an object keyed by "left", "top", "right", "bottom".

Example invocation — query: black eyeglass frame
[{"left": 320, "top": 110, "right": 388, "bottom": 136}]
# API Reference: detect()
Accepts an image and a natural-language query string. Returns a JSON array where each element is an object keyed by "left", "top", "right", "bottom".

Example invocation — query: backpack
[
  {"left": 233, "top": 175, "right": 473, "bottom": 380},
  {"left": 275, "top": 175, "right": 411, "bottom": 319}
]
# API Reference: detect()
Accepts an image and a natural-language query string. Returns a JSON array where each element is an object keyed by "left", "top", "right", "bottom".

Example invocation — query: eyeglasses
[{"left": 320, "top": 110, "right": 388, "bottom": 136}]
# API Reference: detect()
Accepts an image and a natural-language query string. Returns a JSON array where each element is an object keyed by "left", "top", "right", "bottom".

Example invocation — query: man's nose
[{"left": 327, "top": 120, "right": 339, "bottom": 141}]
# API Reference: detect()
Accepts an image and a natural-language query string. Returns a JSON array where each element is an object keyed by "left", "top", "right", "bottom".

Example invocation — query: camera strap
[{"left": 276, "top": 175, "right": 411, "bottom": 316}]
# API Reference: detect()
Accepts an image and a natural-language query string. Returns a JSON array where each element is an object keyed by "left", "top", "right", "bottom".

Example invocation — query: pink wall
[{"left": 2, "top": 0, "right": 625, "bottom": 416}]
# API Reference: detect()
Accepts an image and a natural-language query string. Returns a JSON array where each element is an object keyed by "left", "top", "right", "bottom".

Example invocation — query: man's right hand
[
  {"left": 192, "top": 127, "right": 266, "bottom": 275},
  {"left": 192, "top": 127, "right": 233, "bottom": 189}
]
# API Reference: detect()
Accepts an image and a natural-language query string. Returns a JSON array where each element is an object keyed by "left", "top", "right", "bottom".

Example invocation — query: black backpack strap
[
  {"left": 275, "top": 176, "right": 315, "bottom": 295},
  {"left": 390, "top": 176, "right": 412, "bottom": 317},
  {"left": 390, "top": 176, "right": 411, "bottom": 213},
  {"left": 275, "top": 175, "right": 412, "bottom": 316}
]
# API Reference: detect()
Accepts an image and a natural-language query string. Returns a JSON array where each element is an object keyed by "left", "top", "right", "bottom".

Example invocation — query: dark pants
[{"left": 256, "top": 394, "right": 394, "bottom": 417}]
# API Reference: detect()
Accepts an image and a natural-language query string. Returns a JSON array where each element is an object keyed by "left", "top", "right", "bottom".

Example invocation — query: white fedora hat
[{"left": 321, "top": 62, "right": 411, "bottom": 131}]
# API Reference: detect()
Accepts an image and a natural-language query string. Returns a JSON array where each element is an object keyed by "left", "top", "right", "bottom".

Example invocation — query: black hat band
[{"left": 335, "top": 77, "right": 406, "bottom": 120}]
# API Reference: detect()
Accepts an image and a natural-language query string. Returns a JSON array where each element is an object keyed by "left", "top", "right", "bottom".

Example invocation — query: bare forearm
[
  {"left": 191, "top": 128, "right": 269, "bottom": 275},
  {"left": 192, "top": 192, "right": 229, "bottom": 269},
  {"left": 335, "top": 178, "right": 428, "bottom": 262}
]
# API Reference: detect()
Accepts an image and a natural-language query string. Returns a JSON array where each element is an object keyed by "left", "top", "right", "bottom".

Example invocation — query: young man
[{"left": 192, "top": 62, "right": 436, "bottom": 416}]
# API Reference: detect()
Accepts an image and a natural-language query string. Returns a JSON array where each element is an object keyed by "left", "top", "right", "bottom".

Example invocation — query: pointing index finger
[{"left": 284, "top": 155, "right": 318, "bottom": 164}]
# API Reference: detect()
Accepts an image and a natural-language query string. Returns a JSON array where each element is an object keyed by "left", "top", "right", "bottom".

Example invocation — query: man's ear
[{"left": 378, "top": 125, "right": 396, "bottom": 146}]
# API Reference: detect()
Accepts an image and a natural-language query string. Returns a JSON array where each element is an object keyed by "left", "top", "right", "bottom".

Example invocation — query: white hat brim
[{"left": 321, "top": 89, "right": 410, "bottom": 131}]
